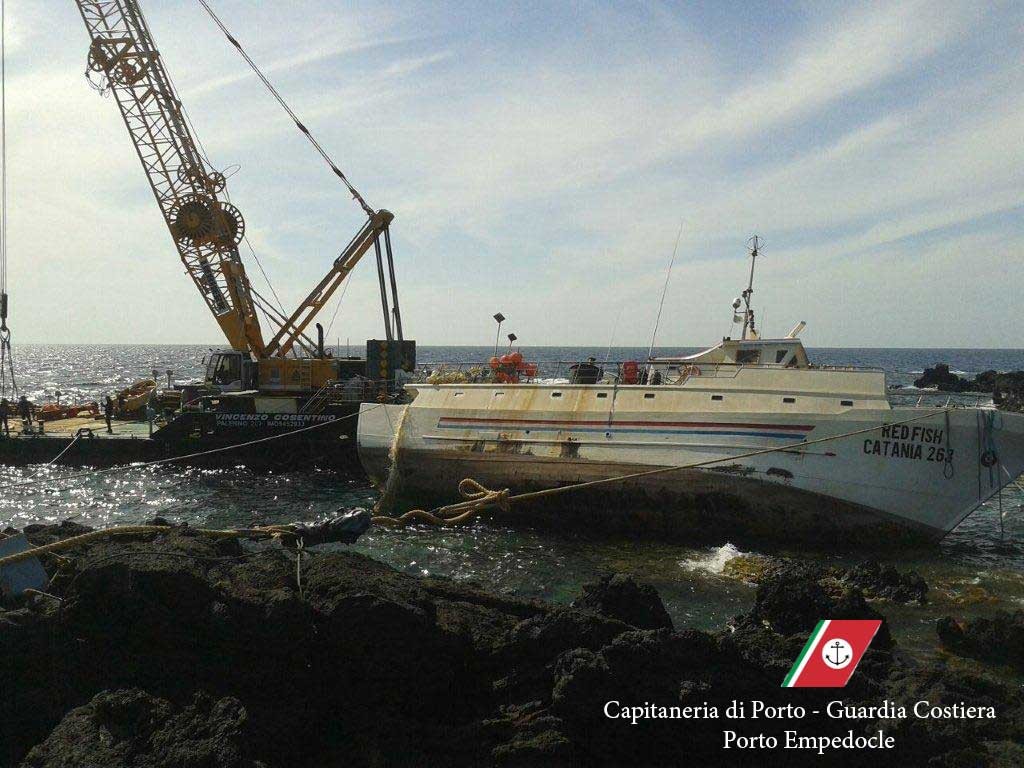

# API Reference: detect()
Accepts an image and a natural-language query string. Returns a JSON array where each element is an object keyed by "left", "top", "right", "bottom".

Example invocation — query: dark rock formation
[
  {"left": 842, "top": 561, "right": 928, "bottom": 604},
  {"left": 21, "top": 689, "right": 258, "bottom": 768},
  {"left": 743, "top": 561, "right": 892, "bottom": 648},
  {"left": 724, "top": 555, "right": 929, "bottom": 605},
  {"left": 914, "top": 364, "right": 973, "bottom": 392},
  {"left": 914, "top": 364, "right": 1024, "bottom": 403},
  {"left": 1, "top": 527, "right": 1021, "bottom": 767},
  {"left": 937, "top": 610, "right": 1024, "bottom": 670},
  {"left": 570, "top": 573, "right": 674, "bottom": 630}
]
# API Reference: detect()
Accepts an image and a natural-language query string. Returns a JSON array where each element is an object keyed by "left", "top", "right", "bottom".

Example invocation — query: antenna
[
  {"left": 647, "top": 221, "right": 684, "bottom": 360},
  {"left": 603, "top": 305, "right": 624, "bottom": 366},
  {"left": 741, "top": 235, "right": 761, "bottom": 340}
]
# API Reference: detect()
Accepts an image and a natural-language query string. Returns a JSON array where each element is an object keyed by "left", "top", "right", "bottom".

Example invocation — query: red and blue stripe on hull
[{"left": 436, "top": 416, "right": 814, "bottom": 441}]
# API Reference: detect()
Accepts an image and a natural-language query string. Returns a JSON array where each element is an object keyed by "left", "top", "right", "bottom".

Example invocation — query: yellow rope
[
  {"left": 370, "top": 408, "right": 956, "bottom": 528},
  {"left": 0, "top": 523, "right": 295, "bottom": 568}
]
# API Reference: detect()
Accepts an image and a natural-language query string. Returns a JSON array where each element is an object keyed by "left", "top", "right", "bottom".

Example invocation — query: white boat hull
[{"left": 358, "top": 382, "right": 1024, "bottom": 547}]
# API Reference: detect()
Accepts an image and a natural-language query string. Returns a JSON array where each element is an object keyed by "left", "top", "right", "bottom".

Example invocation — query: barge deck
[{"left": 0, "top": 413, "right": 355, "bottom": 471}]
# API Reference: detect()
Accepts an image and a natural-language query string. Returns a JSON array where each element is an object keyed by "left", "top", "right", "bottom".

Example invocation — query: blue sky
[{"left": 6, "top": 0, "right": 1023, "bottom": 347}]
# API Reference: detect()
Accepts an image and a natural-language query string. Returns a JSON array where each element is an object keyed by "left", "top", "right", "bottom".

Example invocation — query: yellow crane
[{"left": 72, "top": 0, "right": 408, "bottom": 393}]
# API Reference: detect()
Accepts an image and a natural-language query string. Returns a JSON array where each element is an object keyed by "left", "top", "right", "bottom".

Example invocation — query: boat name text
[{"left": 862, "top": 424, "right": 951, "bottom": 463}]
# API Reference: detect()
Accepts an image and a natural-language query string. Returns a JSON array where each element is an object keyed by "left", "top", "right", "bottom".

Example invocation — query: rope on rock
[
  {"left": 371, "top": 479, "right": 510, "bottom": 527},
  {"left": 0, "top": 514, "right": 366, "bottom": 570},
  {"left": 370, "top": 408, "right": 958, "bottom": 528}
]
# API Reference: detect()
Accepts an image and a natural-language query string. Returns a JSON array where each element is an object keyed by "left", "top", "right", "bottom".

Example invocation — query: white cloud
[{"left": 2, "top": 0, "right": 1020, "bottom": 349}]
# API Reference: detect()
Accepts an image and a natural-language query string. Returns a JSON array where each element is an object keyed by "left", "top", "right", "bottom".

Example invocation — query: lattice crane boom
[{"left": 73, "top": 0, "right": 265, "bottom": 356}]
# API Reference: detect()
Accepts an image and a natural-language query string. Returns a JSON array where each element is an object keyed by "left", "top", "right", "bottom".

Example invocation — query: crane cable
[
  {"left": 137, "top": 6, "right": 289, "bottom": 321},
  {"left": 0, "top": 0, "right": 16, "bottom": 400},
  {"left": 197, "top": 0, "right": 375, "bottom": 219}
]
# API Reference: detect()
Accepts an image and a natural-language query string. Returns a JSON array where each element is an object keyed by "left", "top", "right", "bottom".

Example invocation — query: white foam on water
[{"left": 679, "top": 542, "right": 744, "bottom": 575}]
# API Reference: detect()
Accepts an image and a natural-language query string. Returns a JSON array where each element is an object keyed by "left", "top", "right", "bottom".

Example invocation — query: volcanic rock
[
  {"left": 2, "top": 525, "right": 1022, "bottom": 767},
  {"left": 20, "top": 689, "right": 258, "bottom": 768},
  {"left": 914, "top": 364, "right": 972, "bottom": 392},
  {"left": 570, "top": 573, "right": 673, "bottom": 630},
  {"left": 937, "top": 610, "right": 1024, "bottom": 670},
  {"left": 842, "top": 561, "right": 928, "bottom": 604}
]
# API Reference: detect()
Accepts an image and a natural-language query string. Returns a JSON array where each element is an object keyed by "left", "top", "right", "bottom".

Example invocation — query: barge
[
  {"left": 0, "top": 0, "right": 416, "bottom": 474},
  {"left": 0, "top": 339, "right": 414, "bottom": 471}
]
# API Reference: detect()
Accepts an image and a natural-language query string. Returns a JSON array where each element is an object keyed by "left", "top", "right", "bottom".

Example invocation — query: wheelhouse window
[{"left": 736, "top": 349, "right": 760, "bottom": 364}]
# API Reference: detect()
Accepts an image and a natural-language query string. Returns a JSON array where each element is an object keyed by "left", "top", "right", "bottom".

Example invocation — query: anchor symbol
[
  {"left": 826, "top": 642, "right": 849, "bottom": 666},
  {"left": 821, "top": 638, "right": 852, "bottom": 669}
]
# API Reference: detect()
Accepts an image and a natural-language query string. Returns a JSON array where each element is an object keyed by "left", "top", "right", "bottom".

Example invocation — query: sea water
[{"left": 2, "top": 343, "right": 1023, "bottom": 659}]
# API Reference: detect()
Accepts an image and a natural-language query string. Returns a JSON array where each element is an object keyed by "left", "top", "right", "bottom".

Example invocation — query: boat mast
[{"left": 741, "top": 235, "right": 760, "bottom": 340}]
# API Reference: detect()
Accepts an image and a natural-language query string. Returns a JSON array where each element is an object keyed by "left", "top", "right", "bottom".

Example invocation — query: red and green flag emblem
[{"left": 782, "top": 619, "right": 882, "bottom": 688}]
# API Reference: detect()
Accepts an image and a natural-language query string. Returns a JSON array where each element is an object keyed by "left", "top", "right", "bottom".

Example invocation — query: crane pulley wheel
[
  {"left": 87, "top": 39, "right": 146, "bottom": 85},
  {"left": 177, "top": 163, "right": 226, "bottom": 194},
  {"left": 209, "top": 201, "right": 245, "bottom": 250},
  {"left": 170, "top": 195, "right": 215, "bottom": 244}
]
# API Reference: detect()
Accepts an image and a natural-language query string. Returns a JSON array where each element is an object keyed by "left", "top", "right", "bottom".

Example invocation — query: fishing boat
[{"left": 357, "top": 245, "right": 1024, "bottom": 547}]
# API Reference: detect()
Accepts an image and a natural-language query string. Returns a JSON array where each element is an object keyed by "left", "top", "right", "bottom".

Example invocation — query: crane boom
[{"left": 73, "top": 0, "right": 265, "bottom": 356}]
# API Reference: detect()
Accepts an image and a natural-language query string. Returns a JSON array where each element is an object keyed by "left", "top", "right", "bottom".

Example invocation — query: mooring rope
[
  {"left": 0, "top": 521, "right": 317, "bottom": 569},
  {"left": 370, "top": 407, "right": 959, "bottom": 528},
  {"left": 23, "top": 429, "right": 90, "bottom": 481}
]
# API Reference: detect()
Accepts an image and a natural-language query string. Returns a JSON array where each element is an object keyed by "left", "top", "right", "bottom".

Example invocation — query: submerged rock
[
  {"left": 721, "top": 552, "right": 774, "bottom": 583},
  {"left": 841, "top": 561, "right": 928, "bottom": 604}
]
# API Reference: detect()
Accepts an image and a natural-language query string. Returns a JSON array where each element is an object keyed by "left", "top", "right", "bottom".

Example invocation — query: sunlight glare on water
[{"left": 3, "top": 343, "right": 1024, "bottom": 657}]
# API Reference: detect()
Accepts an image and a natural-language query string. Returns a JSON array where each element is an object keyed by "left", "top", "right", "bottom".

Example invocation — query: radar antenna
[{"left": 741, "top": 235, "right": 761, "bottom": 340}]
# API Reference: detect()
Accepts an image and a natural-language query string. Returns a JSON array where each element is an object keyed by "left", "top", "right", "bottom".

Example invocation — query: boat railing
[
  {"left": 891, "top": 390, "right": 994, "bottom": 409},
  {"left": 403, "top": 359, "right": 870, "bottom": 386}
]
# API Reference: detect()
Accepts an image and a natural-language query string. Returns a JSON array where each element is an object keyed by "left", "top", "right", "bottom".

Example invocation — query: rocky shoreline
[
  {"left": 913, "top": 364, "right": 1024, "bottom": 410},
  {"left": 2, "top": 521, "right": 1023, "bottom": 767}
]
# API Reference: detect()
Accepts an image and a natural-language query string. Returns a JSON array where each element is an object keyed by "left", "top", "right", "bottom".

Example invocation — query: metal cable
[
  {"left": 647, "top": 221, "right": 684, "bottom": 360},
  {"left": 1, "top": 0, "right": 5, "bottom": 297},
  {"left": 144, "top": 10, "right": 287, "bottom": 321},
  {"left": 325, "top": 274, "right": 353, "bottom": 340},
  {"left": 197, "top": 0, "right": 375, "bottom": 217},
  {"left": 0, "top": 0, "right": 15, "bottom": 399}
]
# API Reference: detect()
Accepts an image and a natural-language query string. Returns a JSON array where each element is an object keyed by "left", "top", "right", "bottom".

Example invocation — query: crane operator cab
[
  {"left": 204, "top": 351, "right": 256, "bottom": 392},
  {"left": 202, "top": 340, "right": 416, "bottom": 395}
]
